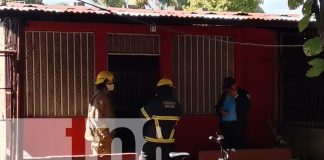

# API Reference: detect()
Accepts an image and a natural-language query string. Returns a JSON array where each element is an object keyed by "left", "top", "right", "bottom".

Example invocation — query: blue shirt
[{"left": 222, "top": 95, "right": 237, "bottom": 122}]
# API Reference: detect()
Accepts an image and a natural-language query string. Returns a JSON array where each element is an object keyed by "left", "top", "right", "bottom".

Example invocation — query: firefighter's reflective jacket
[
  {"left": 141, "top": 95, "right": 181, "bottom": 144},
  {"left": 85, "top": 89, "right": 115, "bottom": 142}
]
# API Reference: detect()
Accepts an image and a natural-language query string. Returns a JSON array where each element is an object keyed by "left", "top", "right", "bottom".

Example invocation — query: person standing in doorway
[
  {"left": 85, "top": 71, "right": 116, "bottom": 155},
  {"left": 215, "top": 77, "right": 250, "bottom": 149}
]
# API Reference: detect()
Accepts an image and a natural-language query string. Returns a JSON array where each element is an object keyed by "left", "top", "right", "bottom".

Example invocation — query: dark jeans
[
  {"left": 220, "top": 121, "right": 244, "bottom": 149},
  {"left": 142, "top": 142, "right": 176, "bottom": 160}
]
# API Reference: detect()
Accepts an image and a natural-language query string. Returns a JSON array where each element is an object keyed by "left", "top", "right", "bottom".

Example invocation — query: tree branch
[
  {"left": 314, "top": 0, "right": 324, "bottom": 44},
  {"left": 312, "top": 0, "right": 324, "bottom": 40},
  {"left": 312, "top": 0, "right": 320, "bottom": 20}
]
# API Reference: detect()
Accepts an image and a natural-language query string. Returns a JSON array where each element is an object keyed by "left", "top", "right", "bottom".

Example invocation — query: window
[
  {"left": 173, "top": 35, "right": 234, "bottom": 114},
  {"left": 24, "top": 32, "right": 95, "bottom": 117},
  {"left": 107, "top": 33, "right": 159, "bottom": 56},
  {"left": 279, "top": 31, "right": 324, "bottom": 128}
]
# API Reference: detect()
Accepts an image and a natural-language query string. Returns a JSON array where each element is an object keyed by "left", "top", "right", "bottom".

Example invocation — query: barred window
[
  {"left": 107, "top": 33, "right": 160, "bottom": 56},
  {"left": 279, "top": 31, "right": 324, "bottom": 128},
  {"left": 173, "top": 35, "right": 234, "bottom": 114},
  {"left": 24, "top": 32, "right": 95, "bottom": 117}
]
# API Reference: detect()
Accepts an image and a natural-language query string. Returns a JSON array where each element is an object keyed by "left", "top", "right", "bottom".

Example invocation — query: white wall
[
  {"left": 0, "top": 22, "right": 5, "bottom": 118},
  {"left": 0, "top": 23, "right": 7, "bottom": 160},
  {"left": 280, "top": 126, "right": 324, "bottom": 160}
]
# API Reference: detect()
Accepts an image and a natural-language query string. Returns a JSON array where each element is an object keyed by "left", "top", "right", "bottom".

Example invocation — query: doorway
[
  {"left": 107, "top": 33, "right": 160, "bottom": 118},
  {"left": 108, "top": 55, "right": 160, "bottom": 118},
  {"left": 107, "top": 33, "right": 160, "bottom": 153}
]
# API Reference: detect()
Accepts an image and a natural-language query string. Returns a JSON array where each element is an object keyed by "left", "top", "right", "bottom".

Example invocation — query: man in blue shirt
[
  {"left": 222, "top": 94, "right": 237, "bottom": 122},
  {"left": 215, "top": 77, "right": 250, "bottom": 149}
]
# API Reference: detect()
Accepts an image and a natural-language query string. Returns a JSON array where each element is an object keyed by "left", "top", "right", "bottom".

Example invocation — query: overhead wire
[{"left": 77, "top": 0, "right": 304, "bottom": 48}]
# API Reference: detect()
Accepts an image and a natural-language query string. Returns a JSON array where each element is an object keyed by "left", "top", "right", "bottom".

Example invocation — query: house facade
[{"left": 0, "top": 2, "right": 323, "bottom": 160}]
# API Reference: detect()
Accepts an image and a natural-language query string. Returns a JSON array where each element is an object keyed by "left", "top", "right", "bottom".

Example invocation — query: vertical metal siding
[
  {"left": 280, "top": 31, "right": 324, "bottom": 128},
  {"left": 173, "top": 35, "right": 234, "bottom": 114},
  {"left": 24, "top": 31, "right": 95, "bottom": 117}
]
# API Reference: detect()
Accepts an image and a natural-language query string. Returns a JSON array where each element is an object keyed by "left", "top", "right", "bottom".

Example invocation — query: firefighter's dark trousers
[{"left": 141, "top": 142, "right": 175, "bottom": 160}]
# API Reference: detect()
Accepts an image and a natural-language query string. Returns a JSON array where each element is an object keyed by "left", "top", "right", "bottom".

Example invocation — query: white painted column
[{"left": 0, "top": 23, "right": 7, "bottom": 160}]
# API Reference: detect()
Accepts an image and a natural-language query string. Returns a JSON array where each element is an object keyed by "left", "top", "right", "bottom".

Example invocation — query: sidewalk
[{"left": 0, "top": 120, "right": 6, "bottom": 160}]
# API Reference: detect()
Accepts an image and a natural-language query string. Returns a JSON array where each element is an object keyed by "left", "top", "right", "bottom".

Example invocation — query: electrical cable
[{"left": 77, "top": 0, "right": 304, "bottom": 48}]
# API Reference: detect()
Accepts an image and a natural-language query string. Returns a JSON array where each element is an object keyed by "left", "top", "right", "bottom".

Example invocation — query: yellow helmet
[
  {"left": 95, "top": 71, "right": 114, "bottom": 85},
  {"left": 157, "top": 78, "right": 174, "bottom": 87}
]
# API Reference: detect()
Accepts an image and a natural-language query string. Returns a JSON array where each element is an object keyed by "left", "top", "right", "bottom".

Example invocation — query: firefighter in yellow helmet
[
  {"left": 85, "top": 71, "right": 116, "bottom": 155},
  {"left": 140, "top": 78, "right": 182, "bottom": 160}
]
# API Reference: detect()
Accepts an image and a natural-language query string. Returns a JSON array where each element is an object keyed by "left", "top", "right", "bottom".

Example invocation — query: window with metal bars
[
  {"left": 173, "top": 35, "right": 234, "bottom": 115},
  {"left": 107, "top": 33, "right": 160, "bottom": 56},
  {"left": 279, "top": 31, "right": 324, "bottom": 128},
  {"left": 24, "top": 31, "right": 95, "bottom": 117}
]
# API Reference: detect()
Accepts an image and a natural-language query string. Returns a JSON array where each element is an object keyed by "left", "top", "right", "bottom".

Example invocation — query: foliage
[
  {"left": 289, "top": 0, "right": 324, "bottom": 77},
  {"left": 303, "top": 37, "right": 323, "bottom": 56},
  {"left": 288, "top": 0, "right": 303, "bottom": 10},
  {"left": 92, "top": 0, "right": 124, "bottom": 8},
  {"left": 306, "top": 58, "right": 324, "bottom": 77},
  {"left": 92, "top": 0, "right": 263, "bottom": 12},
  {"left": 56, "top": 2, "right": 69, "bottom": 6},
  {"left": 25, "top": 0, "right": 42, "bottom": 3},
  {"left": 135, "top": 0, "right": 148, "bottom": 8},
  {"left": 159, "top": 0, "right": 178, "bottom": 9},
  {"left": 184, "top": 0, "right": 263, "bottom": 12},
  {"left": 4, "top": 0, "right": 42, "bottom": 4}
]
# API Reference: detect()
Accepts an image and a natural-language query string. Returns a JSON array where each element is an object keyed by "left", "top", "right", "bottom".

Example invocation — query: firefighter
[
  {"left": 85, "top": 71, "right": 116, "bottom": 155},
  {"left": 140, "top": 78, "right": 182, "bottom": 160}
]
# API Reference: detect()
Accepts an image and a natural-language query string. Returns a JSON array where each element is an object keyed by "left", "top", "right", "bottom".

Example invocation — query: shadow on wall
[{"left": 279, "top": 125, "right": 324, "bottom": 160}]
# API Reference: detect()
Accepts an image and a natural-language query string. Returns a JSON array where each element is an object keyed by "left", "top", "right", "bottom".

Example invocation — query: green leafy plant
[
  {"left": 135, "top": 0, "right": 147, "bottom": 9},
  {"left": 3, "top": 0, "right": 43, "bottom": 4},
  {"left": 289, "top": 0, "right": 324, "bottom": 77},
  {"left": 92, "top": 0, "right": 125, "bottom": 8},
  {"left": 184, "top": 0, "right": 263, "bottom": 12},
  {"left": 26, "top": 0, "right": 42, "bottom": 3}
]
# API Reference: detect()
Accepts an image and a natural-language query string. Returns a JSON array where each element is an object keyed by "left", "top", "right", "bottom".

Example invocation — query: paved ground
[{"left": 0, "top": 120, "right": 6, "bottom": 160}]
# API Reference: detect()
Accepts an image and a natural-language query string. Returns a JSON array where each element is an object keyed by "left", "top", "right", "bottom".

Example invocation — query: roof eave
[{"left": 0, "top": 10, "right": 312, "bottom": 29}]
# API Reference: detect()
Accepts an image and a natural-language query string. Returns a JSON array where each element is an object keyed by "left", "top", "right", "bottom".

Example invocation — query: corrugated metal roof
[
  {"left": 0, "top": 2, "right": 111, "bottom": 15},
  {"left": 0, "top": 2, "right": 303, "bottom": 22}
]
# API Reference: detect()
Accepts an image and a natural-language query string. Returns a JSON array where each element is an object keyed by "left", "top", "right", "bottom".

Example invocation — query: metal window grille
[
  {"left": 173, "top": 35, "right": 234, "bottom": 114},
  {"left": 24, "top": 31, "right": 95, "bottom": 117},
  {"left": 279, "top": 31, "right": 324, "bottom": 128},
  {"left": 107, "top": 33, "right": 160, "bottom": 56}
]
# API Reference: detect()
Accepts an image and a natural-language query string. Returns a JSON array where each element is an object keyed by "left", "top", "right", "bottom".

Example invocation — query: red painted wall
[
  {"left": 24, "top": 21, "right": 277, "bottom": 157},
  {"left": 234, "top": 28, "right": 277, "bottom": 148}
]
